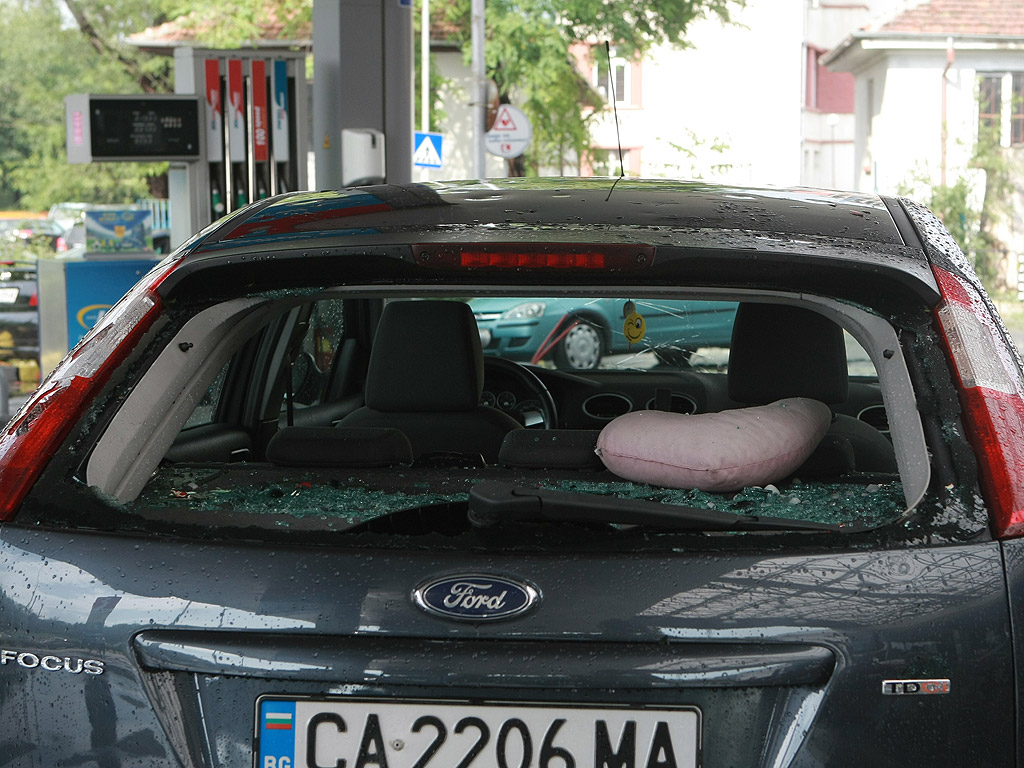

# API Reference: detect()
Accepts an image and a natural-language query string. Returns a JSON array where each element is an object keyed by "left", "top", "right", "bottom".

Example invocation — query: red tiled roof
[
  {"left": 129, "top": 9, "right": 460, "bottom": 48},
  {"left": 127, "top": 12, "right": 311, "bottom": 48},
  {"left": 876, "top": 0, "right": 1024, "bottom": 36}
]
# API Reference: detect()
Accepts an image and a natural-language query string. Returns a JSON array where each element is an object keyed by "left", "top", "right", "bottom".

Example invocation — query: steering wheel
[{"left": 482, "top": 357, "right": 558, "bottom": 429}]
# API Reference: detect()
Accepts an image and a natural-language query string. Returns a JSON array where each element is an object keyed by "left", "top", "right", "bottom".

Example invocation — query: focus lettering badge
[
  {"left": 1, "top": 649, "right": 104, "bottom": 675},
  {"left": 413, "top": 574, "right": 539, "bottom": 621}
]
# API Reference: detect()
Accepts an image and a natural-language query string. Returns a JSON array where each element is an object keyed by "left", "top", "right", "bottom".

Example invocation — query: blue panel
[{"left": 64, "top": 260, "right": 157, "bottom": 348}]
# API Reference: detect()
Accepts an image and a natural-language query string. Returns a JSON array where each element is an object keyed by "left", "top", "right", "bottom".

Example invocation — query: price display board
[{"left": 66, "top": 94, "right": 201, "bottom": 163}]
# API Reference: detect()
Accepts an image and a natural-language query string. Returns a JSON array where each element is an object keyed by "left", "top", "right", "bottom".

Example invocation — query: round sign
[{"left": 485, "top": 104, "right": 532, "bottom": 159}]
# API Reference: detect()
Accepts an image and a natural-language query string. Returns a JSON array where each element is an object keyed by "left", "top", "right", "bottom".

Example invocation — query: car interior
[{"left": 78, "top": 287, "right": 932, "bottom": 539}]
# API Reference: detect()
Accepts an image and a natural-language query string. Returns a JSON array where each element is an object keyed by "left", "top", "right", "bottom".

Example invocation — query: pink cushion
[{"left": 595, "top": 398, "right": 832, "bottom": 491}]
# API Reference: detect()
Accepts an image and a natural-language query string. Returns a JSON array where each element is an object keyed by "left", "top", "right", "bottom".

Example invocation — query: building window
[
  {"left": 977, "top": 72, "right": 1024, "bottom": 146},
  {"left": 593, "top": 48, "right": 632, "bottom": 106},
  {"left": 1013, "top": 74, "right": 1024, "bottom": 145},
  {"left": 805, "top": 45, "right": 854, "bottom": 113},
  {"left": 978, "top": 75, "right": 1002, "bottom": 138}
]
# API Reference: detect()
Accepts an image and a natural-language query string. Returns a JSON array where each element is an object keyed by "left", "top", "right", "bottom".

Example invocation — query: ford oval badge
[{"left": 413, "top": 574, "right": 539, "bottom": 621}]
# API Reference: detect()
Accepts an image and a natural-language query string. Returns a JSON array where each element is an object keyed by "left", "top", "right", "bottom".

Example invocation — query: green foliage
[
  {"left": 0, "top": 236, "right": 61, "bottom": 263},
  {"left": 442, "top": 0, "right": 742, "bottom": 175},
  {"left": 968, "top": 127, "right": 1013, "bottom": 290},
  {"left": 659, "top": 130, "right": 733, "bottom": 178},
  {"left": 449, "top": 0, "right": 741, "bottom": 62},
  {"left": 0, "top": 0, "right": 175, "bottom": 210},
  {"left": 0, "top": 0, "right": 741, "bottom": 209},
  {"left": 926, "top": 177, "right": 975, "bottom": 250},
  {"left": 900, "top": 124, "right": 1011, "bottom": 292},
  {"left": 172, "top": 0, "right": 309, "bottom": 48}
]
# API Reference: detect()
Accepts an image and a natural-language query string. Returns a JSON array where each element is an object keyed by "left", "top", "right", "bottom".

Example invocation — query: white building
[
  {"left": 420, "top": 1, "right": 906, "bottom": 188},
  {"left": 582, "top": 0, "right": 898, "bottom": 190},
  {"left": 824, "top": 0, "right": 1024, "bottom": 289}
]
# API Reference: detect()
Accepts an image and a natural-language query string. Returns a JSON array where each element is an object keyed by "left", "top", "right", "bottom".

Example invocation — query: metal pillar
[
  {"left": 471, "top": 0, "right": 486, "bottom": 179},
  {"left": 313, "top": 0, "right": 413, "bottom": 188}
]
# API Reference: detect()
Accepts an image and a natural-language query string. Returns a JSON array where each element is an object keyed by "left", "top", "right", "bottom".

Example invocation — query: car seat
[
  {"left": 727, "top": 302, "right": 897, "bottom": 473},
  {"left": 337, "top": 300, "right": 521, "bottom": 463}
]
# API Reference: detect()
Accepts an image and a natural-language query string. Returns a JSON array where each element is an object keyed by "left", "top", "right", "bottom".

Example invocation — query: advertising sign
[
  {"left": 272, "top": 60, "right": 291, "bottom": 163},
  {"left": 251, "top": 59, "right": 269, "bottom": 163},
  {"left": 227, "top": 59, "right": 246, "bottom": 163},
  {"left": 84, "top": 209, "right": 153, "bottom": 253},
  {"left": 64, "top": 260, "right": 157, "bottom": 349},
  {"left": 205, "top": 59, "right": 223, "bottom": 163}
]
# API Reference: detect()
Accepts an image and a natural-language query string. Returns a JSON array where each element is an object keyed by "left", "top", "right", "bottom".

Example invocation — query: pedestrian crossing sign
[{"left": 413, "top": 132, "right": 443, "bottom": 168}]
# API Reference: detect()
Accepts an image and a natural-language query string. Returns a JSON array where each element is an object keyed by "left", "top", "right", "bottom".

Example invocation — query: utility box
[
  {"left": 342, "top": 128, "right": 385, "bottom": 186},
  {"left": 37, "top": 257, "right": 159, "bottom": 376}
]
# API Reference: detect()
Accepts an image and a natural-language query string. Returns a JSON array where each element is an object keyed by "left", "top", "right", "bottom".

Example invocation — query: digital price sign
[{"left": 66, "top": 94, "right": 201, "bottom": 163}]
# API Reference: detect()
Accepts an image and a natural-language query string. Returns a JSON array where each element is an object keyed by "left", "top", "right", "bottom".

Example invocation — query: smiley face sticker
[{"left": 623, "top": 300, "right": 646, "bottom": 345}]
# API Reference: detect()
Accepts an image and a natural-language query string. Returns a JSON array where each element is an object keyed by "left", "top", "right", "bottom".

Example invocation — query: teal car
[{"left": 470, "top": 296, "right": 737, "bottom": 370}]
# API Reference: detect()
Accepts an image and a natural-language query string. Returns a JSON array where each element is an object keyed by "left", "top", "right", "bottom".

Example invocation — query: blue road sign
[{"left": 413, "top": 132, "right": 443, "bottom": 168}]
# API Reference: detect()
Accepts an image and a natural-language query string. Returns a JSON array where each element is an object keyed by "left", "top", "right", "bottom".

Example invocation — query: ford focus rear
[{"left": 0, "top": 179, "right": 1021, "bottom": 768}]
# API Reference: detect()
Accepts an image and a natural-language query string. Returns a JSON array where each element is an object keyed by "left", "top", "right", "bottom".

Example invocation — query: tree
[
  {"left": 0, "top": 0, "right": 176, "bottom": 210},
  {"left": 183, "top": 0, "right": 744, "bottom": 176},
  {"left": 898, "top": 126, "right": 1011, "bottom": 294},
  {"left": 0, "top": 0, "right": 741, "bottom": 209},
  {"left": 62, "top": 0, "right": 175, "bottom": 93},
  {"left": 658, "top": 129, "right": 733, "bottom": 179},
  {"left": 441, "top": 0, "right": 743, "bottom": 175}
]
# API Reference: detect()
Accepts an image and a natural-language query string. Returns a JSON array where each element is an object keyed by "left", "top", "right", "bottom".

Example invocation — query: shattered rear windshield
[
  {"left": 134, "top": 464, "right": 906, "bottom": 533},
  {"left": 27, "top": 289, "right": 985, "bottom": 546}
]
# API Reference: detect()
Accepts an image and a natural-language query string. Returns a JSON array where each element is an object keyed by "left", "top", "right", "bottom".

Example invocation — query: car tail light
[
  {"left": 0, "top": 259, "right": 179, "bottom": 520},
  {"left": 413, "top": 244, "right": 655, "bottom": 270},
  {"left": 932, "top": 265, "right": 1024, "bottom": 538},
  {"left": 56, "top": 235, "right": 68, "bottom": 252}
]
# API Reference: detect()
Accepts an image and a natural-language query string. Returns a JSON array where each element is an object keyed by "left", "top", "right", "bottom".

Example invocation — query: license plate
[
  {"left": 0, "top": 288, "right": 19, "bottom": 303},
  {"left": 256, "top": 697, "right": 700, "bottom": 768}
]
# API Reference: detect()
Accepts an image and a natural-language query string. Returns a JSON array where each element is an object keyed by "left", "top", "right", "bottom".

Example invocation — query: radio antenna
[{"left": 605, "top": 41, "right": 624, "bottom": 201}]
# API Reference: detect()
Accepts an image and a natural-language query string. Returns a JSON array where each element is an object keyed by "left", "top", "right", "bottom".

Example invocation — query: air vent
[
  {"left": 583, "top": 393, "right": 633, "bottom": 420},
  {"left": 857, "top": 404, "right": 889, "bottom": 434},
  {"left": 645, "top": 393, "right": 698, "bottom": 415}
]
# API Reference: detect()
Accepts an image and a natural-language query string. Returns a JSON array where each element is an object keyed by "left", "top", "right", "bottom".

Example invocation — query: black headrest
[
  {"left": 728, "top": 303, "right": 848, "bottom": 405},
  {"left": 266, "top": 427, "right": 413, "bottom": 467},
  {"left": 499, "top": 429, "right": 605, "bottom": 469},
  {"left": 364, "top": 300, "right": 484, "bottom": 412}
]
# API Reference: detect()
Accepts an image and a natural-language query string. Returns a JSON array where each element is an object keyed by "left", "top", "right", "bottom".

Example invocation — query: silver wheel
[{"left": 556, "top": 321, "right": 603, "bottom": 370}]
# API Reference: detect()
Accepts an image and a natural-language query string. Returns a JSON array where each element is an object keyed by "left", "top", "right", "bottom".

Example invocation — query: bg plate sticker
[{"left": 258, "top": 698, "right": 297, "bottom": 767}]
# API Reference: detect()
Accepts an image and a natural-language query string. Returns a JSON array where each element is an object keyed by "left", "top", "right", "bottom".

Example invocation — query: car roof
[
  {"left": 196, "top": 179, "right": 905, "bottom": 245},
  {"left": 161, "top": 178, "right": 941, "bottom": 312}
]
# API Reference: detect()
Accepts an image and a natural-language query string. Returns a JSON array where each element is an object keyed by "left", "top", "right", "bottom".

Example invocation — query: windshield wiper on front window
[{"left": 467, "top": 480, "right": 849, "bottom": 532}]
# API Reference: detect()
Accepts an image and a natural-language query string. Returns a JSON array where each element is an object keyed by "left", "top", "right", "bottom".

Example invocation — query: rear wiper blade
[{"left": 468, "top": 480, "right": 843, "bottom": 532}]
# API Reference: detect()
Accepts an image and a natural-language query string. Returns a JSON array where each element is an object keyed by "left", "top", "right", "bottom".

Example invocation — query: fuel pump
[{"left": 169, "top": 48, "right": 308, "bottom": 243}]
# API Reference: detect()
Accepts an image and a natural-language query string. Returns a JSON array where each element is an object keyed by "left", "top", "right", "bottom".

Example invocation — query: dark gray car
[{"left": 0, "top": 179, "right": 1021, "bottom": 767}]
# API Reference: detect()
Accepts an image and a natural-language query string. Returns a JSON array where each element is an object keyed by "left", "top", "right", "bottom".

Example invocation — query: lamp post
[
  {"left": 826, "top": 112, "right": 839, "bottom": 189},
  {"left": 472, "top": 0, "right": 486, "bottom": 178}
]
